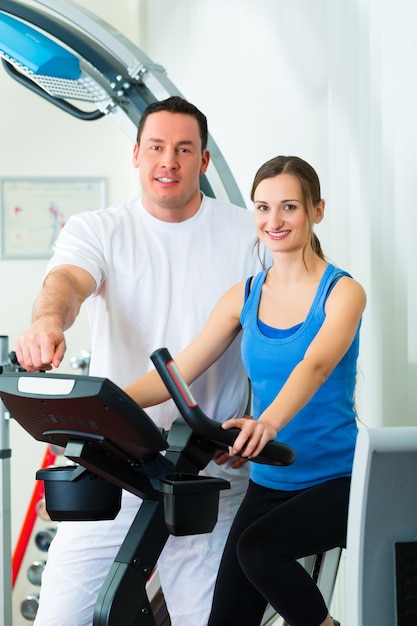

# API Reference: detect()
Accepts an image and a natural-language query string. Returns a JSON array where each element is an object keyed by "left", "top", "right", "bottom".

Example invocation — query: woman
[{"left": 125, "top": 156, "right": 366, "bottom": 626}]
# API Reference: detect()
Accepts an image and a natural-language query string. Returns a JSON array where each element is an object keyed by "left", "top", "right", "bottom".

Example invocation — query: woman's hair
[{"left": 251, "top": 155, "right": 325, "bottom": 264}]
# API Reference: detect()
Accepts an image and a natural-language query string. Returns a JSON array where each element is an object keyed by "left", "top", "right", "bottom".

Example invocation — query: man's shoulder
[
  {"left": 70, "top": 195, "right": 134, "bottom": 215},
  {"left": 70, "top": 197, "right": 139, "bottom": 226},
  {"left": 98, "top": 197, "right": 139, "bottom": 219},
  {"left": 202, "top": 196, "right": 253, "bottom": 223}
]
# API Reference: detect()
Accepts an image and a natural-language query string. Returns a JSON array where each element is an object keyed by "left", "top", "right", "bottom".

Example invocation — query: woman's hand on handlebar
[{"left": 222, "top": 415, "right": 278, "bottom": 459}]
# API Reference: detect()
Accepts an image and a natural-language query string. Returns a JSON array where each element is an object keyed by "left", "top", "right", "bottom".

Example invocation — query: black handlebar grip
[
  {"left": 8, "top": 351, "right": 19, "bottom": 365},
  {"left": 150, "top": 348, "right": 295, "bottom": 467}
]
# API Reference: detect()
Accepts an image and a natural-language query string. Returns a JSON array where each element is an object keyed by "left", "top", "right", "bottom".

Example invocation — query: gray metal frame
[{"left": 0, "top": 337, "right": 14, "bottom": 626}]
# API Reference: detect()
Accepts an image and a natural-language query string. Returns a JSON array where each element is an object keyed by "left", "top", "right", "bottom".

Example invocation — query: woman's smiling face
[{"left": 253, "top": 173, "right": 310, "bottom": 254}]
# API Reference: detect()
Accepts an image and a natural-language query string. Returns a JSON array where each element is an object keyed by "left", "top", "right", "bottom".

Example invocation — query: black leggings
[{"left": 207, "top": 477, "right": 351, "bottom": 626}]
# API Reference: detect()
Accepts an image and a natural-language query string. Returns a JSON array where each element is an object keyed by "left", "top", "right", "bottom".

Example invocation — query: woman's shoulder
[
  {"left": 326, "top": 268, "right": 367, "bottom": 311},
  {"left": 325, "top": 264, "right": 364, "bottom": 289},
  {"left": 220, "top": 276, "right": 262, "bottom": 308}
]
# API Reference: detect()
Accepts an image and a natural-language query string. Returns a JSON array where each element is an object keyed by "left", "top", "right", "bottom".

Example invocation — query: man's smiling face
[{"left": 133, "top": 110, "right": 210, "bottom": 222}]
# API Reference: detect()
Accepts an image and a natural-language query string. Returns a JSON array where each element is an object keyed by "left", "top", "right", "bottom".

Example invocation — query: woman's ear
[{"left": 314, "top": 199, "right": 325, "bottom": 224}]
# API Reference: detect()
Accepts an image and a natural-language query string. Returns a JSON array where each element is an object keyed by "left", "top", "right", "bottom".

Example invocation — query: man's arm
[{"left": 15, "top": 265, "right": 96, "bottom": 371}]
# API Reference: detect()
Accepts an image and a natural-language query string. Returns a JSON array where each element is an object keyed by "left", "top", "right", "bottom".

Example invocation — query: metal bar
[{"left": 0, "top": 335, "right": 12, "bottom": 626}]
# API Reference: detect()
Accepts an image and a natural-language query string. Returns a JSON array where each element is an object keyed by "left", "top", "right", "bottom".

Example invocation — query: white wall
[{"left": 1, "top": 0, "right": 416, "bottom": 612}]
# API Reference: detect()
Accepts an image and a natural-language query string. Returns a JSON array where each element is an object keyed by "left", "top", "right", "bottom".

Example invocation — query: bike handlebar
[{"left": 151, "top": 348, "right": 295, "bottom": 467}]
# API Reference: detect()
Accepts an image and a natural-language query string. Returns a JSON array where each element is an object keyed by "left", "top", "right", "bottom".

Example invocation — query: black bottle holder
[
  {"left": 36, "top": 465, "right": 122, "bottom": 521},
  {"left": 159, "top": 473, "right": 229, "bottom": 536}
]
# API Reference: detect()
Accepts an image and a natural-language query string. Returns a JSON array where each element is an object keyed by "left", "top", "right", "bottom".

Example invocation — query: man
[{"left": 15, "top": 96, "right": 265, "bottom": 626}]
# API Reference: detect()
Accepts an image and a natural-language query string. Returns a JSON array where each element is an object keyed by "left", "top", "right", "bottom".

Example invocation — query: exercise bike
[{"left": 0, "top": 348, "right": 296, "bottom": 625}]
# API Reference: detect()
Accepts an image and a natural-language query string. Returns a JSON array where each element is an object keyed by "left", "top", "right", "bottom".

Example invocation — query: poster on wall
[{"left": 0, "top": 178, "right": 106, "bottom": 259}]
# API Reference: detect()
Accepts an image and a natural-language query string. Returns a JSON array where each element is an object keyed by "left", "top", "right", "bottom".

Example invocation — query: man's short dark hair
[{"left": 136, "top": 96, "right": 208, "bottom": 151}]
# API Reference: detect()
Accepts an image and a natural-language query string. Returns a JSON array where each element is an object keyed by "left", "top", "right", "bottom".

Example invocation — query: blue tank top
[{"left": 240, "top": 264, "right": 360, "bottom": 490}]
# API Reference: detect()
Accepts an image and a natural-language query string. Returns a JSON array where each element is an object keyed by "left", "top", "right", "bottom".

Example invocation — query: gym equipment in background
[
  {"left": 0, "top": 336, "right": 15, "bottom": 626},
  {"left": 346, "top": 426, "right": 417, "bottom": 626}
]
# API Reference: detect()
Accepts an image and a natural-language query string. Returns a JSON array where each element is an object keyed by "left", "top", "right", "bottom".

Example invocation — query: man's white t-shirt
[{"left": 46, "top": 194, "right": 263, "bottom": 494}]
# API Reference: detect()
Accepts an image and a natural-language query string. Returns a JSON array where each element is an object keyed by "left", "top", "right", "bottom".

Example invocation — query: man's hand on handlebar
[
  {"left": 212, "top": 449, "right": 248, "bottom": 469},
  {"left": 15, "top": 321, "right": 66, "bottom": 372},
  {"left": 222, "top": 415, "right": 278, "bottom": 460}
]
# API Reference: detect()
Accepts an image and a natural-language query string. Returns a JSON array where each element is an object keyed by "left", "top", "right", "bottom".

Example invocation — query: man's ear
[
  {"left": 132, "top": 142, "right": 139, "bottom": 169},
  {"left": 200, "top": 149, "right": 210, "bottom": 174}
]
